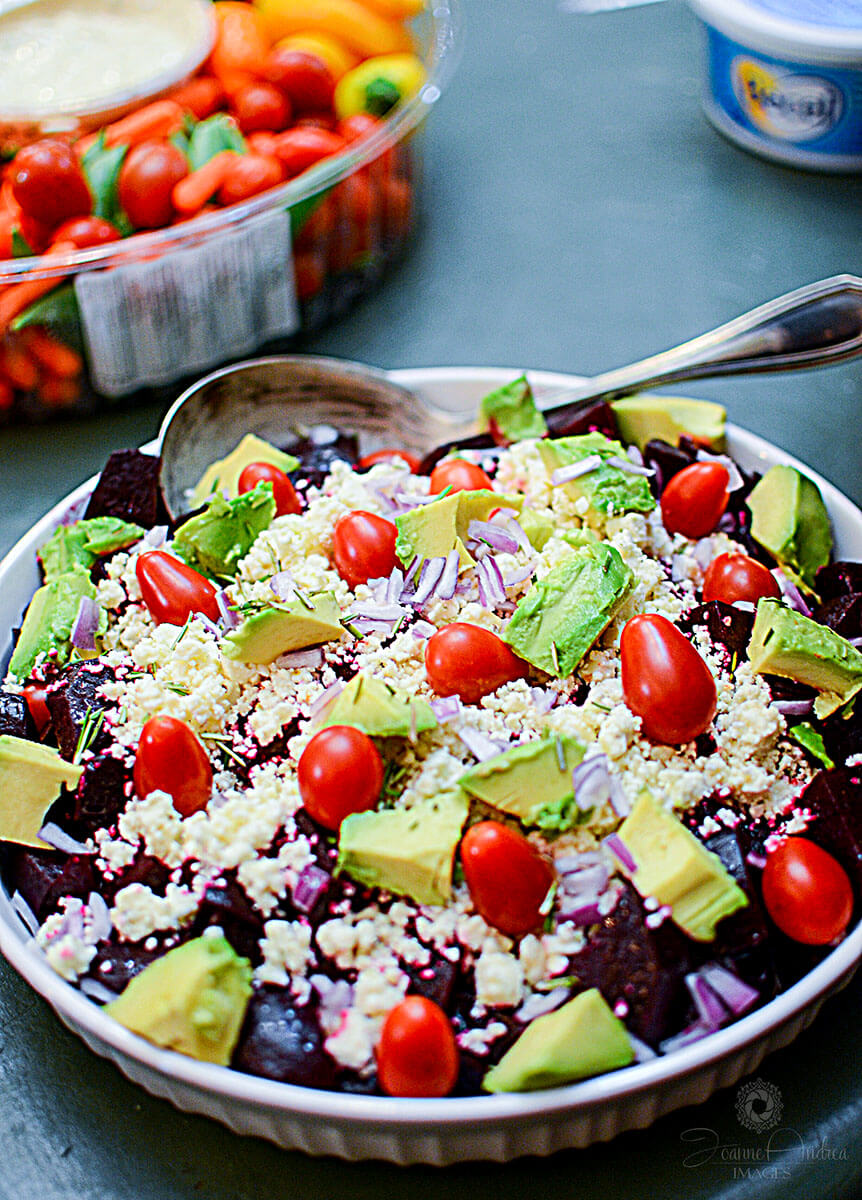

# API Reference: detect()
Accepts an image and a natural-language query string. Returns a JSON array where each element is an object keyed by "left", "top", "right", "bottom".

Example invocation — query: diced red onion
[
  {"left": 572, "top": 755, "right": 611, "bottom": 812},
  {"left": 692, "top": 539, "right": 715, "bottom": 571},
  {"left": 848, "top": 636, "right": 862, "bottom": 649},
  {"left": 437, "top": 550, "right": 460, "bottom": 600},
  {"left": 292, "top": 863, "right": 330, "bottom": 913},
  {"left": 412, "top": 619, "right": 437, "bottom": 640},
  {"left": 280, "top": 647, "right": 324, "bottom": 669},
  {"left": 310, "top": 974, "right": 354, "bottom": 1034},
  {"left": 269, "top": 572, "right": 295, "bottom": 601},
  {"left": 685, "top": 971, "right": 729, "bottom": 1031},
  {"left": 604, "top": 832, "right": 637, "bottom": 874},
  {"left": 349, "top": 601, "right": 408, "bottom": 621},
  {"left": 696, "top": 449, "right": 744, "bottom": 492},
  {"left": 87, "top": 891, "right": 112, "bottom": 941},
  {"left": 628, "top": 1033, "right": 658, "bottom": 1062},
  {"left": 467, "top": 520, "right": 520, "bottom": 555},
  {"left": 606, "top": 455, "right": 655, "bottom": 477},
  {"left": 550, "top": 454, "right": 602, "bottom": 485},
  {"left": 699, "top": 963, "right": 759, "bottom": 1016},
  {"left": 11, "top": 891, "right": 40, "bottom": 936},
  {"left": 626, "top": 445, "right": 645, "bottom": 467},
  {"left": 746, "top": 850, "right": 768, "bottom": 870},
  {"left": 515, "top": 989, "right": 569, "bottom": 1022},
  {"left": 558, "top": 860, "right": 610, "bottom": 899},
  {"left": 392, "top": 491, "right": 438, "bottom": 508},
  {"left": 773, "top": 569, "right": 812, "bottom": 616},
  {"left": 79, "top": 977, "right": 117, "bottom": 1004},
  {"left": 504, "top": 564, "right": 535, "bottom": 587},
  {"left": 195, "top": 613, "right": 221, "bottom": 638},
  {"left": 385, "top": 567, "right": 405, "bottom": 604},
  {"left": 141, "top": 525, "right": 168, "bottom": 549},
  {"left": 403, "top": 555, "right": 420, "bottom": 586},
  {"left": 773, "top": 698, "right": 813, "bottom": 717},
  {"left": 502, "top": 515, "right": 533, "bottom": 555},
  {"left": 430, "top": 695, "right": 462, "bottom": 722},
  {"left": 477, "top": 556, "right": 506, "bottom": 607},
  {"left": 38, "top": 823, "right": 94, "bottom": 855},
  {"left": 658, "top": 1021, "right": 714, "bottom": 1054},
  {"left": 412, "top": 557, "right": 445, "bottom": 607},
  {"left": 529, "top": 686, "right": 557, "bottom": 713},
  {"left": 556, "top": 899, "right": 603, "bottom": 926},
  {"left": 216, "top": 589, "right": 240, "bottom": 629},
  {"left": 732, "top": 600, "right": 756, "bottom": 613},
  {"left": 308, "top": 679, "right": 343, "bottom": 719},
  {"left": 555, "top": 850, "right": 604, "bottom": 875},
  {"left": 458, "top": 727, "right": 506, "bottom": 761},
  {"left": 70, "top": 595, "right": 100, "bottom": 651},
  {"left": 608, "top": 775, "right": 631, "bottom": 818}
]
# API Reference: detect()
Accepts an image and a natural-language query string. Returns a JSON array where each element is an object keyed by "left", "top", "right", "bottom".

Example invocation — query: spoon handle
[{"left": 541, "top": 273, "right": 862, "bottom": 421}]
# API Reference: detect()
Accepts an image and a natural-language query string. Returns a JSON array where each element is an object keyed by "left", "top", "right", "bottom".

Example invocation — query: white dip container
[{"left": 688, "top": 0, "right": 862, "bottom": 171}]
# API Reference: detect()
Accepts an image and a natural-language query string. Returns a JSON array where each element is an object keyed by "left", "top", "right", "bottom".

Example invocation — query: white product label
[{"left": 75, "top": 209, "right": 299, "bottom": 398}]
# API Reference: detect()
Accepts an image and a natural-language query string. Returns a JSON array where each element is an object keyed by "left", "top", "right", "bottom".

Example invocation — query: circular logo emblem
[
  {"left": 732, "top": 58, "right": 844, "bottom": 142},
  {"left": 735, "top": 1078, "right": 784, "bottom": 1132}
]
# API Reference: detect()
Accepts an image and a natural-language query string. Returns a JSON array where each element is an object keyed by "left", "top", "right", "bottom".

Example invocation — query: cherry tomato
[
  {"left": 232, "top": 81, "right": 293, "bottom": 134},
  {"left": 51, "top": 215, "right": 120, "bottom": 249},
  {"left": 425, "top": 623, "right": 527, "bottom": 704},
  {"left": 460, "top": 820, "right": 554, "bottom": 937},
  {"left": 297, "top": 725, "right": 383, "bottom": 830},
  {"left": 762, "top": 837, "right": 854, "bottom": 945},
  {"left": 702, "top": 551, "right": 782, "bottom": 605},
  {"left": 429, "top": 459, "right": 494, "bottom": 495},
  {"left": 376, "top": 996, "right": 459, "bottom": 1097},
  {"left": 620, "top": 613, "right": 717, "bottom": 744},
  {"left": 337, "top": 112, "right": 383, "bottom": 143},
  {"left": 359, "top": 448, "right": 421, "bottom": 473},
  {"left": 11, "top": 139, "right": 92, "bottom": 228},
  {"left": 218, "top": 153, "right": 285, "bottom": 206},
  {"left": 660, "top": 461, "right": 730, "bottom": 539},
  {"left": 118, "top": 140, "right": 188, "bottom": 230},
  {"left": 332, "top": 510, "right": 397, "bottom": 589},
  {"left": 133, "top": 715, "right": 213, "bottom": 817},
  {"left": 273, "top": 127, "right": 347, "bottom": 177},
  {"left": 135, "top": 550, "right": 220, "bottom": 626},
  {"left": 265, "top": 48, "right": 335, "bottom": 112},
  {"left": 237, "top": 460, "right": 301, "bottom": 516},
  {"left": 22, "top": 683, "right": 51, "bottom": 736}
]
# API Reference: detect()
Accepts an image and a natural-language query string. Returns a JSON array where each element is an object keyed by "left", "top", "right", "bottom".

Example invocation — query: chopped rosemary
[
  {"left": 170, "top": 614, "right": 193, "bottom": 650},
  {"left": 73, "top": 706, "right": 104, "bottom": 764}
]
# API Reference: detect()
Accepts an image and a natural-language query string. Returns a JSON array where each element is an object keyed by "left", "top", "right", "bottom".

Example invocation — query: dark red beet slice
[
  {"left": 232, "top": 985, "right": 340, "bottom": 1089},
  {"left": 703, "top": 828, "right": 776, "bottom": 1000},
  {"left": 83, "top": 449, "right": 170, "bottom": 530},
  {"left": 544, "top": 398, "right": 617, "bottom": 441},
  {"left": 813, "top": 593, "right": 862, "bottom": 642},
  {"left": 815, "top": 561, "right": 862, "bottom": 601},
  {"left": 85, "top": 929, "right": 192, "bottom": 994},
  {"left": 0, "top": 690, "right": 37, "bottom": 740},
  {"left": 46, "top": 661, "right": 114, "bottom": 761},
  {"left": 190, "top": 873, "right": 265, "bottom": 965},
  {"left": 681, "top": 600, "right": 754, "bottom": 661},
  {"left": 799, "top": 768, "right": 862, "bottom": 892},
  {"left": 3, "top": 846, "right": 96, "bottom": 922}
]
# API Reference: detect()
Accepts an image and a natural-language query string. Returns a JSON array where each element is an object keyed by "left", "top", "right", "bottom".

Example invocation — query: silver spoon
[{"left": 158, "top": 273, "right": 862, "bottom": 518}]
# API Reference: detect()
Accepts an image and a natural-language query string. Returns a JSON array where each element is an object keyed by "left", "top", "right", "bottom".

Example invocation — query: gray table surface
[{"left": 1, "top": 1, "right": 861, "bottom": 1197}]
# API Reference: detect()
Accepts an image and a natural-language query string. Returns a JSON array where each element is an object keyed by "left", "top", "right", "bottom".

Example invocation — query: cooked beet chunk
[
  {"left": 46, "top": 661, "right": 114, "bottom": 761},
  {"left": 567, "top": 882, "right": 694, "bottom": 1045},
  {"left": 799, "top": 768, "right": 862, "bottom": 892},
  {"left": 703, "top": 829, "right": 776, "bottom": 1000},
  {"left": 405, "top": 953, "right": 459, "bottom": 1013},
  {"left": 545, "top": 398, "right": 617, "bottom": 441},
  {"left": 70, "top": 752, "right": 129, "bottom": 838},
  {"left": 682, "top": 601, "right": 754, "bottom": 662},
  {"left": 232, "top": 985, "right": 340, "bottom": 1089},
  {"left": 284, "top": 428, "right": 360, "bottom": 488},
  {"left": 813, "top": 593, "right": 862, "bottom": 642},
  {"left": 815, "top": 561, "right": 862, "bottom": 601},
  {"left": 3, "top": 845, "right": 97, "bottom": 923},
  {"left": 0, "top": 690, "right": 37, "bottom": 740},
  {"left": 190, "top": 874, "right": 265, "bottom": 964},
  {"left": 85, "top": 930, "right": 191, "bottom": 994},
  {"left": 83, "top": 449, "right": 170, "bottom": 530}
]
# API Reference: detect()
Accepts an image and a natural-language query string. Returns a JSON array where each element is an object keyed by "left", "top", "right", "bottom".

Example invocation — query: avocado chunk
[
  {"left": 537, "top": 432, "right": 655, "bottom": 524},
  {"left": 191, "top": 434, "right": 299, "bottom": 509},
  {"left": 0, "top": 734, "right": 83, "bottom": 848},
  {"left": 105, "top": 933, "right": 252, "bottom": 1066},
  {"left": 319, "top": 671, "right": 437, "bottom": 738},
  {"left": 39, "top": 516, "right": 144, "bottom": 581},
  {"left": 458, "top": 733, "right": 585, "bottom": 828},
  {"left": 9, "top": 568, "right": 98, "bottom": 680},
  {"left": 502, "top": 542, "right": 633, "bottom": 677},
  {"left": 748, "top": 597, "right": 862, "bottom": 719},
  {"left": 615, "top": 790, "right": 748, "bottom": 942},
  {"left": 746, "top": 465, "right": 832, "bottom": 590},
  {"left": 221, "top": 592, "right": 343, "bottom": 664},
  {"left": 394, "top": 488, "right": 523, "bottom": 570},
  {"left": 336, "top": 792, "right": 468, "bottom": 905},
  {"left": 483, "top": 988, "right": 634, "bottom": 1092},
  {"left": 479, "top": 375, "right": 548, "bottom": 442},
  {"left": 174, "top": 482, "right": 276, "bottom": 580},
  {"left": 611, "top": 395, "right": 726, "bottom": 452},
  {"left": 517, "top": 507, "right": 556, "bottom": 551}
]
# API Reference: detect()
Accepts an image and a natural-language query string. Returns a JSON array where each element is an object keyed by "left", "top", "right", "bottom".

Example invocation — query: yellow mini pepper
[
  {"left": 334, "top": 52, "right": 426, "bottom": 118},
  {"left": 254, "top": 0, "right": 414, "bottom": 58},
  {"left": 275, "top": 30, "right": 359, "bottom": 79}
]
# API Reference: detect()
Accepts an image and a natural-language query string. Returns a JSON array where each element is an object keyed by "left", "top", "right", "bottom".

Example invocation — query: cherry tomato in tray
[
  {"left": 376, "top": 995, "right": 459, "bottom": 1097},
  {"left": 660, "top": 461, "right": 730, "bottom": 539},
  {"left": 134, "top": 714, "right": 212, "bottom": 817},
  {"left": 332, "top": 510, "right": 397, "bottom": 588},
  {"left": 761, "top": 837, "right": 854, "bottom": 945},
  {"left": 359, "top": 448, "right": 421, "bottom": 473},
  {"left": 118, "top": 139, "right": 189, "bottom": 230},
  {"left": 135, "top": 550, "right": 220, "bottom": 626},
  {"left": 620, "top": 613, "right": 717, "bottom": 745},
  {"left": 425, "top": 623, "right": 527, "bottom": 704},
  {"left": 460, "top": 820, "right": 554, "bottom": 937},
  {"left": 51, "top": 216, "right": 121, "bottom": 249},
  {"left": 702, "top": 552, "right": 781, "bottom": 606},
  {"left": 238, "top": 461, "right": 301, "bottom": 516},
  {"left": 11, "top": 139, "right": 92, "bottom": 229},
  {"left": 297, "top": 724, "right": 383, "bottom": 830},
  {"left": 429, "top": 458, "right": 494, "bottom": 496}
]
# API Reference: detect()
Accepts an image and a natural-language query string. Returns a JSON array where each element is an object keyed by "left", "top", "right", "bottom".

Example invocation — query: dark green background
[{"left": 1, "top": 2, "right": 860, "bottom": 1196}]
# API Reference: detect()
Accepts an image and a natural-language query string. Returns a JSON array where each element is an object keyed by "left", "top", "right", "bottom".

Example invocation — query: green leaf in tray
[
  {"left": 187, "top": 114, "right": 247, "bottom": 171},
  {"left": 10, "top": 282, "right": 81, "bottom": 339},
  {"left": 82, "top": 134, "right": 128, "bottom": 225}
]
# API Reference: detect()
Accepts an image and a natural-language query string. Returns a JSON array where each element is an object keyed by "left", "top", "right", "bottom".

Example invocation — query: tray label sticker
[{"left": 75, "top": 210, "right": 299, "bottom": 398}]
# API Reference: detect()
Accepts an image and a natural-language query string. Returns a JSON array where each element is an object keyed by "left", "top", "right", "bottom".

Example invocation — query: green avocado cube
[
  {"left": 0, "top": 735, "right": 83, "bottom": 848},
  {"left": 319, "top": 671, "right": 437, "bottom": 738},
  {"left": 611, "top": 395, "right": 726, "bottom": 452},
  {"left": 174, "top": 482, "right": 276, "bottom": 580},
  {"left": 746, "top": 465, "right": 832, "bottom": 590},
  {"left": 458, "top": 733, "right": 585, "bottom": 828},
  {"left": 191, "top": 434, "right": 299, "bottom": 509},
  {"left": 483, "top": 988, "right": 634, "bottom": 1092},
  {"left": 9, "top": 568, "right": 98, "bottom": 680},
  {"left": 221, "top": 591, "right": 343, "bottom": 664},
  {"left": 39, "top": 516, "right": 143, "bottom": 581},
  {"left": 503, "top": 542, "right": 633, "bottom": 677},
  {"left": 479, "top": 375, "right": 548, "bottom": 442},
  {"left": 394, "top": 488, "right": 523, "bottom": 570},
  {"left": 336, "top": 792, "right": 468, "bottom": 906},
  {"left": 537, "top": 432, "right": 655, "bottom": 525}
]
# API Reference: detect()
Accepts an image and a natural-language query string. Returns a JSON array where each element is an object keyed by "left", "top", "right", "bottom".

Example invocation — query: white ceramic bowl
[{"left": 0, "top": 365, "right": 860, "bottom": 1165}]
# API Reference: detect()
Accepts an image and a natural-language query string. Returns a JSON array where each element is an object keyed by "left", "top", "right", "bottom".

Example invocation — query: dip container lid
[{"left": 688, "top": 0, "right": 862, "bottom": 63}]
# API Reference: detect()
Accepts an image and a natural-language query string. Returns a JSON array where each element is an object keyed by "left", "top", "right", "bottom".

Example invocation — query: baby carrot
[
  {"left": 171, "top": 151, "right": 239, "bottom": 215},
  {"left": 21, "top": 327, "right": 82, "bottom": 378},
  {"left": 103, "top": 100, "right": 185, "bottom": 149},
  {"left": 166, "top": 76, "right": 226, "bottom": 120},
  {"left": 0, "top": 240, "right": 75, "bottom": 332},
  {"left": 0, "top": 339, "right": 39, "bottom": 389}
]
